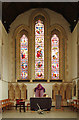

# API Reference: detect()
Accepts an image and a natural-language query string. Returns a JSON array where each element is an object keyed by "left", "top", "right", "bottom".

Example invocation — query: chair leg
[
  {"left": 27, "top": 103, "right": 30, "bottom": 111},
  {"left": 0, "top": 108, "right": 2, "bottom": 113},
  {"left": 27, "top": 104, "right": 29, "bottom": 111},
  {"left": 23, "top": 104, "right": 25, "bottom": 112},
  {"left": 16, "top": 104, "right": 17, "bottom": 110}
]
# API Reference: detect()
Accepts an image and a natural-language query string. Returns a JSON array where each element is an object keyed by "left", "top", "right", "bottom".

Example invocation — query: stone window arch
[
  {"left": 49, "top": 24, "right": 68, "bottom": 81},
  {"left": 13, "top": 25, "right": 30, "bottom": 81},
  {"left": 30, "top": 9, "right": 49, "bottom": 81}
]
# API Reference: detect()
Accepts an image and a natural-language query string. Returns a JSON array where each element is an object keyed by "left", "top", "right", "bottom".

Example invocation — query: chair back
[{"left": 16, "top": 99, "right": 23, "bottom": 104}]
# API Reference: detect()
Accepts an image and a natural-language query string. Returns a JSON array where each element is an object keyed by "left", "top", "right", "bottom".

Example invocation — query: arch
[
  {"left": 8, "top": 83, "right": 15, "bottom": 100},
  {"left": 49, "top": 24, "right": 68, "bottom": 80},
  {"left": 49, "top": 24, "right": 68, "bottom": 38},
  {"left": 29, "top": 9, "right": 50, "bottom": 80},
  {"left": 60, "top": 84, "right": 65, "bottom": 100},
  {"left": 29, "top": 8, "right": 50, "bottom": 31},
  {"left": 21, "top": 84, "right": 27, "bottom": 99},
  {"left": 15, "top": 84, "right": 20, "bottom": 99},
  {"left": 13, "top": 25, "right": 30, "bottom": 80},
  {"left": 52, "top": 83, "right": 60, "bottom": 100},
  {"left": 13, "top": 24, "right": 30, "bottom": 39},
  {"left": 66, "top": 84, "right": 72, "bottom": 100}
]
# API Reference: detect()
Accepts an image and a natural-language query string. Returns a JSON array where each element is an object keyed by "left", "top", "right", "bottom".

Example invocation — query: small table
[{"left": 19, "top": 101, "right": 25, "bottom": 112}]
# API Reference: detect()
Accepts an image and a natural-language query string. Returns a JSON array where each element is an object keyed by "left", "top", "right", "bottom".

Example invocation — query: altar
[{"left": 30, "top": 97, "right": 52, "bottom": 111}]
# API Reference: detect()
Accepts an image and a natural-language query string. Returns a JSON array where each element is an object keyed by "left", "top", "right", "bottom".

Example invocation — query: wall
[
  {"left": 71, "top": 21, "right": 79, "bottom": 98},
  {"left": 0, "top": 21, "right": 1, "bottom": 78},
  {"left": 8, "top": 34, "right": 15, "bottom": 82},
  {"left": 77, "top": 21, "right": 79, "bottom": 99},
  {"left": 0, "top": 21, "right": 9, "bottom": 100},
  {"left": 9, "top": 8, "right": 72, "bottom": 82},
  {"left": 71, "top": 24, "right": 77, "bottom": 79},
  {"left": 77, "top": 21, "right": 79, "bottom": 77},
  {"left": 8, "top": 8, "right": 72, "bottom": 99}
]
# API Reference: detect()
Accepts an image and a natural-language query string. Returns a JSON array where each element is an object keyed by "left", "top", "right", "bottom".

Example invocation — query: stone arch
[
  {"left": 15, "top": 84, "right": 20, "bottom": 99},
  {"left": 8, "top": 83, "right": 15, "bottom": 100},
  {"left": 29, "top": 8, "right": 49, "bottom": 80},
  {"left": 66, "top": 84, "right": 72, "bottom": 99},
  {"left": 52, "top": 83, "right": 60, "bottom": 100},
  {"left": 49, "top": 24, "right": 68, "bottom": 80},
  {"left": 49, "top": 24, "right": 68, "bottom": 38},
  {"left": 12, "top": 25, "right": 31, "bottom": 80},
  {"left": 60, "top": 84, "right": 65, "bottom": 100},
  {"left": 13, "top": 24, "right": 30, "bottom": 39},
  {"left": 21, "top": 84, "right": 27, "bottom": 99},
  {"left": 29, "top": 8, "right": 50, "bottom": 31}
]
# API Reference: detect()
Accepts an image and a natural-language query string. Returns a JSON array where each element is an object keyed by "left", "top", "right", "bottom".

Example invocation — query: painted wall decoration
[
  {"left": 20, "top": 34, "right": 28, "bottom": 79},
  {"left": 51, "top": 34, "right": 59, "bottom": 79},
  {"left": 35, "top": 20, "right": 44, "bottom": 79}
]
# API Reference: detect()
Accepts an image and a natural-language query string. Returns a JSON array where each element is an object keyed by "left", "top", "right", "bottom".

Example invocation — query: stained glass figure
[
  {"left": 51, "top": 34, "right": 59, "bottom": 79},
  {"left": 20, "top": 34, "right": 28, "bottom": 79},
  {"left": 35, "top": 20, "right": 44, "bottom": 79}
]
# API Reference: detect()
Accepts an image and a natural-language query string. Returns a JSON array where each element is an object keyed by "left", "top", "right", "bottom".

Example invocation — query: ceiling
[{"left": 2, "top": 2, "right": 79, "bottom": 33}]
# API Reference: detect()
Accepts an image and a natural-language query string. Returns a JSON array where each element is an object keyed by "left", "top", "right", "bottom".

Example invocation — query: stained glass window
[
  {"left": 51, "top": 34, "right": 59, "bottom": 79},
  {"left": 35, "top": 20, "right": 44, "bottom": 79},
  {"left": 20, "top": 34, "right": 28, "bottom": 79}
]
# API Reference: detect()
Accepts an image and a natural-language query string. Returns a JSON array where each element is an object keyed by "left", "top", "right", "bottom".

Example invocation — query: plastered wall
[
  {"left": 0, "top": 21, "right": 8, "bottom": 100},
  {"left": 71, "top": 24, "right": 77, "bottom": 79},
  {"left": 71, "top": 21, "right": 79, "bottom": 99}
]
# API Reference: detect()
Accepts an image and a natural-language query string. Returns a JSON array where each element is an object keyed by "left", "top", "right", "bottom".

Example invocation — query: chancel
[{"left": 0, "top": 2, "right": 79, "bottom": 120}]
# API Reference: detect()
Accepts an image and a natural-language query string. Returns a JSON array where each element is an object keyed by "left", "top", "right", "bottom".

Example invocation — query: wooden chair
[
  {"left": 6, "top": 99, "right": 14, "bottom": 110},
  {"left": 27, "top": 103, "right": 30, "bottom": 111},
  {"left": 1, "top": 100, "right": 6, "bottom": 112},
  {"left": 0, "top": 100, "right": 2, "bottom": 112},
  {"left": 72, "top": 100, "right": 77, "bottom": 111},
  {"left": 16, "top": 99, "right": 23, "bottom": 110},
  {"left": 19, "top": 101, "right": 25, "bottom": 112},
  {"left": 77, "top": 100, "right": 79, "bottom": 112},
  {"left": 0, "top": 99, "right": 14, "bottom": 112}
]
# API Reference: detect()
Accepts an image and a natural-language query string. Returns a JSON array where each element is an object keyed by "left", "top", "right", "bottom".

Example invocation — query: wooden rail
[{"left": 0, "top": 99, "right": 13, "bottom": 112}]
